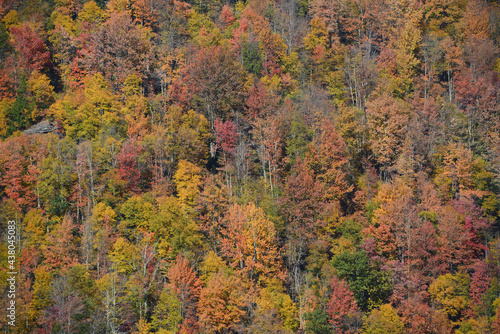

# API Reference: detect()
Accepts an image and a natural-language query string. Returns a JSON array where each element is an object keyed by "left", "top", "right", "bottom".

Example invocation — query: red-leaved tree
[
  {"left": 326, "top": 275, "right": 359, "bottom": 334},
  {"left": 167, "top": 254, "right": 202, "bottom": 333}
]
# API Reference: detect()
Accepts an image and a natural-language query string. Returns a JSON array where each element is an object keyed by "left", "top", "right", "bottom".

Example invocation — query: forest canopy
[{"left": 0, "top": 0, "right": 500, "bottom": 333}]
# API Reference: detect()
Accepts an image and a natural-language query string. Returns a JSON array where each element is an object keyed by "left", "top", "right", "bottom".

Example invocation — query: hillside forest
[{"left": 0, "top": 0, "right": 500, "bottom": 332}]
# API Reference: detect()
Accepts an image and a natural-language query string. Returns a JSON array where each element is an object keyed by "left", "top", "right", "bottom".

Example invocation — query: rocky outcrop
[{"left": 23, "top": 120, "right": 56, "bottom": 135}]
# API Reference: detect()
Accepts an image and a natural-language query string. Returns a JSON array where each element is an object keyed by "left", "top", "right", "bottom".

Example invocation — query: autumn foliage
[{"left": 0, "top": 0, "right": 499, "bottom": 333}]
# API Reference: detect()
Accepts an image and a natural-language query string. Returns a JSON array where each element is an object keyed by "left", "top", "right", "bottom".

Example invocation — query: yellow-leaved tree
[
  {"left": 428, "top": 271, "right": 470, "bottom": 319},
  {"left": 174, "top": 159, "right": 203, "bottom": 207},
  {"left": 362, "top": 303, "right": 404, "bottom": 334}
]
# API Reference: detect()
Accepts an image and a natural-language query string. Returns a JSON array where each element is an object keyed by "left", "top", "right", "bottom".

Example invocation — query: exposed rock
[{"left": 23, "top": 120, "right": 56, "bottom": 135}]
